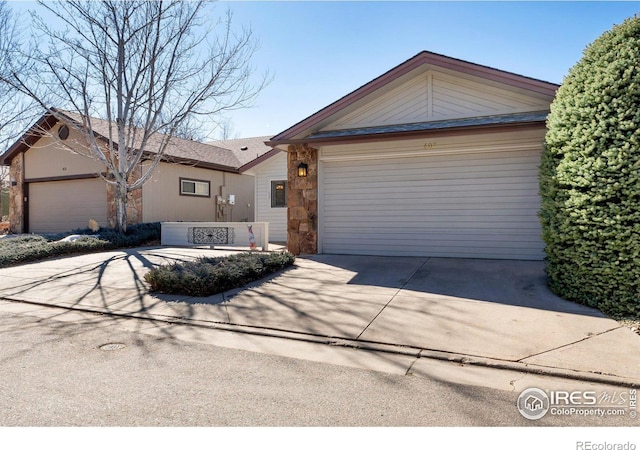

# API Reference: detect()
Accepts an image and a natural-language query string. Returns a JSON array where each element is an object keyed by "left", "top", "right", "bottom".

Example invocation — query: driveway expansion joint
[
  {"left": 355, "top": 257, "right": 431, "bottom": 340},
  {"left": 516, "top": 325, "right": 625, "bottom": 363}
]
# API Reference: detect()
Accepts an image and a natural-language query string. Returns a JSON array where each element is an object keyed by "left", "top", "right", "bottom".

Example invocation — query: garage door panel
[
  {"left": 324, "top": 152, "right": 541, "bottom": 172},
  {"left": 325, "top": 176, "right": 540, "bottom": 190},
  {"left": 325, "top": 167, "right": 539, "bottom": 182},
  {"left": 324, "top": 219, "right": 541, "bottom": 230},
  {"left": 324, "top": 217, "right": 540, "bottom": 227},
  {"left": 323, "top": 199, "right": 541, "bottom": 209},
  {"left": 323, "top": 238, "right": 544, "bottom": 259},
  {"left": 29, "top": 179, "right": 108, "bottom": 233},
  {"left": 324, "top": 150, "right": 540, "bottom": 162},
  {"left": 323, "top": 234, "right": 544, "bottom": 258},
  {"left": 325, "top": 182, "right": 539, "bottom": 196},
  {"left": 325, "top": 190, "right": 539, "bottom": 205},
  {"left": 321, "top": 149, "right": 544, "bottom": 260},
  {"left": 324, "top": 231, "right": 544, "bottom": 243}
]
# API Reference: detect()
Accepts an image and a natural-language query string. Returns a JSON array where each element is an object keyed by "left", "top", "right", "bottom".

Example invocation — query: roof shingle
[
  {"left": 59, "top": 111, "right": 242, "bottom": 170},
  {"left": 306, "top": 111, "right": 549, "bottom": 140},
  {"left": 209, "top": 135, "right": 274, "bottom": 166},
  {"left": 1, "top": 110, "right": 278, "bottom": 171}
]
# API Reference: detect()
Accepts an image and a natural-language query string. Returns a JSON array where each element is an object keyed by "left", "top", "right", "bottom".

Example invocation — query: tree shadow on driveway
[{"left": 0, "top": 248, "right": 630, "bottom": 374}]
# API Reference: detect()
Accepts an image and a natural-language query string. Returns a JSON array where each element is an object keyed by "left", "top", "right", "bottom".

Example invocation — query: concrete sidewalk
[{"left": 0, "top": 246, "right": 639, "bottom": 387}]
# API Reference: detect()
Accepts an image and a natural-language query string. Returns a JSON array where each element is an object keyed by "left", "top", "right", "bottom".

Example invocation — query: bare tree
[
  {"left": 0, "top": 1, "right": 30, "bottom": 222},
  {"left": 0, "top": 1, "right": 38, "bottom": 149},
  {"left": 216, "top": 117, "right": 240, "bottom": 140},
  {"left": 5, "top": 0, "right": 266, "bottom": 232}
]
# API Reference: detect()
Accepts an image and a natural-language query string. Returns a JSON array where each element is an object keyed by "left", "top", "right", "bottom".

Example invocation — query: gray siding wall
[{"left": 253, "top": 152, "right": 287, "bottom": 242}]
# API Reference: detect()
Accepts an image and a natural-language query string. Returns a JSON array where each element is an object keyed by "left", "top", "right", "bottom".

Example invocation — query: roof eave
[
  {"left": 0, "top": 113, "right": 61, "bottom": 165},
  {"left": 238, "top": 147, "right": 284, "bottom": 173},
  {"left": 150, "top": 153, "right": 240, "bottom": 174},
  {"left": 267, "top": 120, "right": 547, "bottom": 148}
]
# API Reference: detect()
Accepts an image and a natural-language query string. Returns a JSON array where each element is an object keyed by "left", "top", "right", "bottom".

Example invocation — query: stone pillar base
[{"left": 287, "top": 144, "right": 318, "bottom": 255}]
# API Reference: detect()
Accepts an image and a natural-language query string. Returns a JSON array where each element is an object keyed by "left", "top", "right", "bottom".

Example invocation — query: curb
[{"left": 3, "top": 295, "right": 639, "bottom": 389}]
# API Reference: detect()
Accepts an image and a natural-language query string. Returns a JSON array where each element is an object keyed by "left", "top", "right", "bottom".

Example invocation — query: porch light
[{"left": 297, "top": 162, "right": 308, "bottom": 177}]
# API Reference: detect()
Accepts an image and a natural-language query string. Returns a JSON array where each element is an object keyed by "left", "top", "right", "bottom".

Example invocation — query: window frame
[
  {"left": 179, "top": 177, "right": 211, "bottom": 198},
  {"left": 270, "top": 180, "right": 287, "bottom": 208}
]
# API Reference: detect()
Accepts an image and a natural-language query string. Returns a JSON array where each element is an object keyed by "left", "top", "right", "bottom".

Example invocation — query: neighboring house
[
  {"left": 267, "top": 51, "right": 560, "bottom": 259},
  {"left": 212, "top": 136, "right": 288, "bottom": 243},
  {"left": 0, "top": 111, "right": 274, "bottom": 234}
]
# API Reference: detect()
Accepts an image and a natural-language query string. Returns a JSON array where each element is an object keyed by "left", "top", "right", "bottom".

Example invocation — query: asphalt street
[{"left": 0, "top": 299, "right": 636, "bottom": 429}]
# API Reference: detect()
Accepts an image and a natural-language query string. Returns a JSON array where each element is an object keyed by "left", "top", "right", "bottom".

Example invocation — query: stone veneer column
[
  {"left": 287, "top": 143, "right": 318, "bottom": 255},
  {"left": 8, "top": 152, "right": 24, "bottom": 233}
]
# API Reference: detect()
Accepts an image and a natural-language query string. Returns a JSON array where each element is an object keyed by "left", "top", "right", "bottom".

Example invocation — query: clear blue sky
[
  {"left": 9, "top": 1, "right": 640, "bottom": 139},
  {"left": 219, "top": 1, "right": 640, "bottom": 138}
]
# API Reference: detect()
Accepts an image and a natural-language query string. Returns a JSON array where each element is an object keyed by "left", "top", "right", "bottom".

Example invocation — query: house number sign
[{"left": 423, "top": 142, "right": 437, "bottom": 149}]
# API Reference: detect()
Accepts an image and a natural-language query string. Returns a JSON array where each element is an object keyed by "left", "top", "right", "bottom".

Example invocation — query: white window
[{"left": 180, "top": 178, "right": 210, "bottom": 197}]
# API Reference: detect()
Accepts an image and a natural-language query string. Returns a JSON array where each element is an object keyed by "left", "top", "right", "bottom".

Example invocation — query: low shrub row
[
  {"left": 0, "top": 222, "right": 161, "bottom": 268},
  {"left": 144, "top": 251, "right": 296, "bottom": 297}
]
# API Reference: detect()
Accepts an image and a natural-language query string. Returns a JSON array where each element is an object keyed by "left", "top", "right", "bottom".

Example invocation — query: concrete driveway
[{"left": 0, "top": 247, "right": 638, "bottom": 385}]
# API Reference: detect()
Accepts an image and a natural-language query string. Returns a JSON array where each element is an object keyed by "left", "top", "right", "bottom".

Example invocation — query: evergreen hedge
[
  {"left": 144, "top": 251, "right": 296, "bottom": 297},
  {"left": 540, "top": 15, "right": 640, "bottom": 317}
]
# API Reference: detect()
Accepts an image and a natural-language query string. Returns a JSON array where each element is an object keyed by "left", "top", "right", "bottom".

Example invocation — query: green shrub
[
  {"left": 540, "top": 15, "right": 640, "bottom": 318},
  {"left": 0, "top": 222, "right": 161, "bottom": 268},
  {"left": 144, "top": 251, "right": 296, "bottom": 297}
]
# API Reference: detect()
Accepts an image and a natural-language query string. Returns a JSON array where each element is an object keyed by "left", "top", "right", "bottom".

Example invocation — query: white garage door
[
  {"left": 29, "top": 178, "right": 108, "bottom": 233},
  {"left": 321, "top": 149, "right": 545, "bottom": 260}
]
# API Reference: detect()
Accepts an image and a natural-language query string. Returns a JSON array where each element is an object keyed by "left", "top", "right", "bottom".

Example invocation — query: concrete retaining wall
[{"left": 161, "top": 222, "right": 269, "bottom": 251}]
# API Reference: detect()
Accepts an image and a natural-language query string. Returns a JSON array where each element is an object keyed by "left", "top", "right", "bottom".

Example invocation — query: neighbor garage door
[
  {"left": 28, "top": 178, "right": 108, "bottom": 233},
  {"left": 321, "top": 149, "right": 545, "bottom": 260}
]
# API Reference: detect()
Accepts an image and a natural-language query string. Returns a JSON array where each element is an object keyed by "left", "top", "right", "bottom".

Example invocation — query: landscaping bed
[
  {"left": 144, "top": 251, "right": 296, "bottom": 297},
  {"left": 0, "top": 222, "right": 161, "bottom": 268}
]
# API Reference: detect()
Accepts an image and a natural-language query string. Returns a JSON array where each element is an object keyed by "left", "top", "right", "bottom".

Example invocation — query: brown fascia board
[
  {"left": 179, "top": 160, "right": 239, "bottom": 174},
  {"left": 0, "top": 113, "right": 60, "bottom": 165},
  {"left": 238, "top": 147, "right": 283, "bottom": 173},
  {"left": 269, "top": 120, "right": 547, "bottom": 147},
  {"left": 268, "top": 50, "right": 560, "bottom": 144},
  {"left": 24, "top": 173, "right": 104, "bottom": 183},
  {"left": 153, "top": 154, "right": 240, "bottom": 174}
]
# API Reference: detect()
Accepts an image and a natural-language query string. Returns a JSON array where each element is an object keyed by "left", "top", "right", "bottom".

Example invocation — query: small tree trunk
[{"left": 116, "top": 182, "right": 128, "bottom": 233}]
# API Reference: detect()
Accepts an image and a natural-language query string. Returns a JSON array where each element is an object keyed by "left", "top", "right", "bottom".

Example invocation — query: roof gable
[
  {"left": 269, "top": 51, "right": 559, "bottom": 144},
  {"left": 322, "top": 69, "right": 553, "bottom": 132},
  {"left": 1, "top": 110, "right": 243, "bottom": 171}
]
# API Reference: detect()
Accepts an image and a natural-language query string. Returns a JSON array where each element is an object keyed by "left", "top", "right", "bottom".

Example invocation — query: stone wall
[
  {"left": 8, "top": 153, "right": 24, "bottom": 233},
  {"left": 287, "top": 143, "right": 318, "bottom": 254}
]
